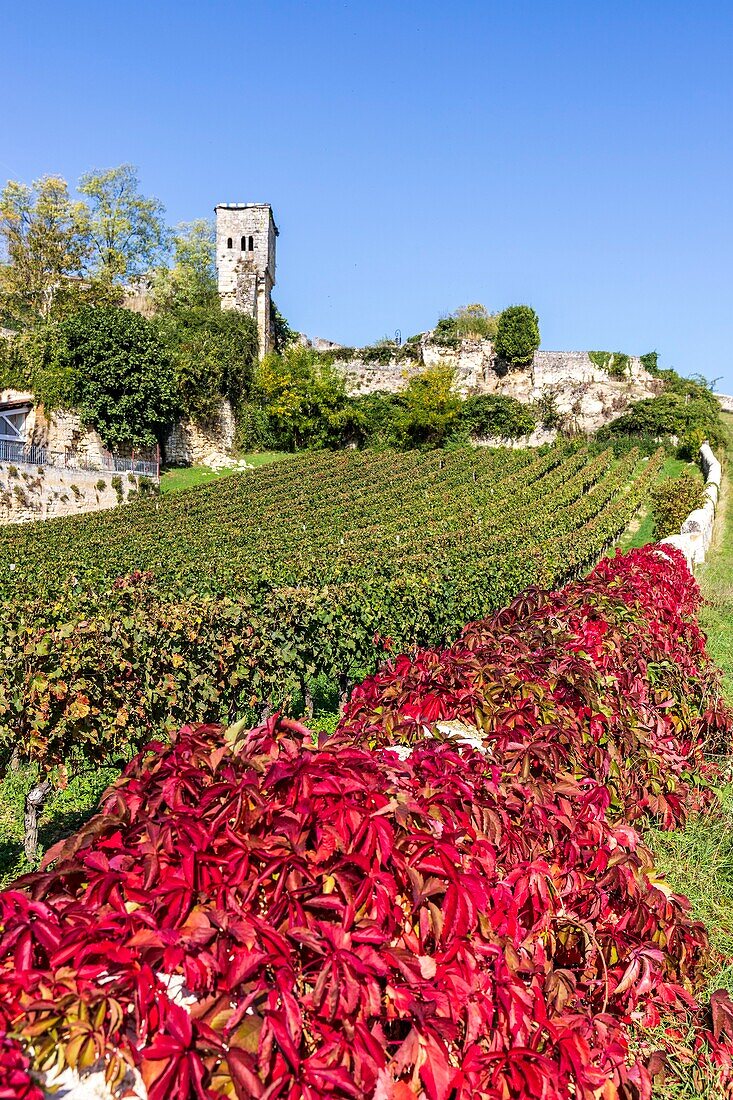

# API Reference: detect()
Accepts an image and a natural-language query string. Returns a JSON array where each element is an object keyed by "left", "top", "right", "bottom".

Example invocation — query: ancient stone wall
[
  {"left": 0, "top": 461, "right": 140, "bottom": 526},
  {"left": 333, "top": 340, "right": 662, "bottom": 434},
  {"left": 164, "top": 398, "right": 237, "bottom": 468}
]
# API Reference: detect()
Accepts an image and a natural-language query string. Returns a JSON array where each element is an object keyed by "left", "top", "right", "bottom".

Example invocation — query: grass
[
  {"left": 641, "top": 416, "right": 733, "bottom": 1097},
  {"left": 160, "top": 452, "right": 292, "bottom": 493},
  {"left": 0, "top": 761, "right": 120, "bottom": 889}
]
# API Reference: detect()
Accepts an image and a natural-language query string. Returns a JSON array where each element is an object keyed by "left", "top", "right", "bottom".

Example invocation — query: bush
[
  {"left": 460, "top": 394, "right": 536, "bottom": 439},
  {"left": 650, "top": 472, "right": 706, "bottom": 538},
  {"left": 589, "top": 350, "right": 631, "bottom": 378},
  {"left": 433, "top": 304, "right": 499, "bottom": 345},
  {"left": 30, "top": 306, "right": 176, "bottom": 449},
  {"left": 346, "top": 391, "right": 401, "bottom": 447},
  {"left": 253, "top": 345, "right": 353, "bottom": 450},
  {"left": 1, "top": 547, "right": 731, "bottom": 1098},
  {"left": 158, "top": 306, "right": 258, "bottom": 424},
  {"left": 390, "top": 363, "right": 461, "bottom": 449},
  {"left": 494, "top": 304, "right": 540, "bottom": 366},
  {"left": 607, "top": 383, "right": 725, "bottom": 456}
]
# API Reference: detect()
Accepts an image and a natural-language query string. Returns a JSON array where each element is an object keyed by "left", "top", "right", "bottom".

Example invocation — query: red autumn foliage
[{"left": 0, "top": 544, "right": 731, "bottom": 1099}]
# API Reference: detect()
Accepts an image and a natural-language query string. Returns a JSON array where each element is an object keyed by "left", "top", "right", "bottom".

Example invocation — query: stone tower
[{"left": 215, "top": 203, "right": 278, "bottom": 358}]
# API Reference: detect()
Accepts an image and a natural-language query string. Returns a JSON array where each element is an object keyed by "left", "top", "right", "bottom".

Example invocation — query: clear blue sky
[{"left": 2, "top": 1, "right": 732, "bottom": 386}]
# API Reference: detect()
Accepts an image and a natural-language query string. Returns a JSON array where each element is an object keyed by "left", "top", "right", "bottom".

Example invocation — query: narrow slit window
[
  {"left": 248, "top": 236, "right": 254, "bottom": 251},
  {"left": 227, "top": 237, "right": 233, "bottom": 249},
  {"left": 241, "top": 236, "right": 247, "bottom": 250}
]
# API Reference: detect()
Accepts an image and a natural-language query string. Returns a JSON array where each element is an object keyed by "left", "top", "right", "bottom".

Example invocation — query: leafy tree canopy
[
  {"left": 158, "top": 305, "right": 258, "bottom": 424},
  {"left": 494, "top": 305, "right": 541, "bottom": 366},
  {"left": 151, "top": 220, "right": 217, "bottom": 313},
  {"left": 31, "top": 306, "right": 176, "bottom": 448},
  {"left": 390, "top": 364, "right": 461, "bottom": 449},
  {"left": 78, "top": 164, "right": 168, "bottom": 284},
  {"left": 0, "top": 177, "right": 91, "bottom": 327}
]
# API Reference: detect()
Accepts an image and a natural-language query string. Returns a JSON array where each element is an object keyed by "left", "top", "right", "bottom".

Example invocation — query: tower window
[
  {"left": 227, "top": 237, "right": 233, "bottom": 249},
  {"left": 241, "top": 236, "right": 247, "bottom": 250},
  {"left": 248, "top": 235, "right": 254, "bottom": 251}
]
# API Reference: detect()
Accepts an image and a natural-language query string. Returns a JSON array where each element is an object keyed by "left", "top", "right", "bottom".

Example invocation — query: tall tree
[
  {"left": 0, "top": 176, "right": 89, "bottom": 327},
  {"left": 152, "top": 219, "right": 217, "bottom": 312},
  {"left": 78, "top": 164, "right": 168, "bottom": 284}
]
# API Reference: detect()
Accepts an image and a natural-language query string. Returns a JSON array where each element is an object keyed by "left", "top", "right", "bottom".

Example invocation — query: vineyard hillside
[{"left": 0, "top": 443, "right": 659, "bottom": 603}]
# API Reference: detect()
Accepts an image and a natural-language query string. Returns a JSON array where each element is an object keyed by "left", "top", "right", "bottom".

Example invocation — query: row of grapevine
[
  {"left": 0, "top": 447, "right": 662, "bottom": 779},
  {"left": 1, "top": 545, "right": 731, "bottom": 1099}
]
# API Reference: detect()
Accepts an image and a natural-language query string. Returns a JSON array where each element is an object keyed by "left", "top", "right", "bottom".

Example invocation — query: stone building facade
[{"left": 215, "top": 203, "right": 278, "bottom": 358}]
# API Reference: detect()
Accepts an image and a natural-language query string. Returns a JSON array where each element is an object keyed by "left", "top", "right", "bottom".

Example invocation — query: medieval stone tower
[{"left": 215, "top": 203, "right": 278, "bottom": 358}]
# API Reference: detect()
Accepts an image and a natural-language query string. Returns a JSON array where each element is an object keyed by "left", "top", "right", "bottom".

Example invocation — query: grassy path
[
  {"left": 644, "top": 417, "right": 733, "bottom": 1097},
  {"left": 619, "top": 454, "right": 701, "bottom": 552},
  {"left": 160, "top": 452, "right": 292, "bottom": 493}
]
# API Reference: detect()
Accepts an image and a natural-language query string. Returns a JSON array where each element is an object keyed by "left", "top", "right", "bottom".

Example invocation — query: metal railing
[{"left": 0, "top": 438, "right": 160, "bottom": 479}]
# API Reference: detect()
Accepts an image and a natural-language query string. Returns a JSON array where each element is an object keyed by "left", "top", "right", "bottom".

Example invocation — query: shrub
[
  {"left": 0, "top": 547, "right": 731, "bottom": 1098},
  {"left": 390, "top": 364, "right": 461, "bottom": 449},
  {"left": 30, "top": 306, "right": 177, "bottom": 449},
  {"left": 533, "top": 389, "right": 563, "bottom": 430},
  {"left": 431, "top": 316, "right": 460, "bottom": 347},
  {"left": 651, "top": 472, "right": 706, "bottom": 538},
  {"left": 254, "top": 346, "right": 353, "bottom": 450},
  {"left": 607, "top": 386, "right": 725, "bottom": 456},
  {"left": 589, "top": 350, "right": 631, "bottom": 378},
  {"left": 433, "top": 304, "right": 499, "bottom": 345},
  {"left": 494, "top": 305, "right": 540, "bottom": 366},
  {"left": 460, "top": 394, "right": 536, "bottom": 439},
  {"left": 640, "top": 350, "right": 660, "bottom": 375},
  {"left": 158, "top": 305, "right": 258, "bottom": 424}
]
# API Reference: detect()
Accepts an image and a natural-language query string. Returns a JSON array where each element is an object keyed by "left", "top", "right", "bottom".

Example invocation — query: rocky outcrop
[{"left": 332, "top": 340, "right": 662, "bottom": 434}]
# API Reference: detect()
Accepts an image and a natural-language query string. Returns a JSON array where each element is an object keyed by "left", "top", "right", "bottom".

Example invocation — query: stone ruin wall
[
  {"left": 333, "top": 340, "right": 664, "bottom": 436},
  {"left": 164, "top": 399, "right": 237, "bottom": 468}
]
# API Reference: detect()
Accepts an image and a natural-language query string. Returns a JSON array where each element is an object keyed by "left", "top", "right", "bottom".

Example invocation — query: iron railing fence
[{"left": 0, "top": 439, "right": 160, "bottom": 479}]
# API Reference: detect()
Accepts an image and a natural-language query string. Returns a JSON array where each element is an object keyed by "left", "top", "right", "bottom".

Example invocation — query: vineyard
[
  {"left": 0, "top": 444, "right": 664, "bottom": 782},
  {"left": 0, "top": 444, "right": 660, "bottom": 600},
  {"left": 2, "top": 544, "right": 733, "bottom": 1099}
]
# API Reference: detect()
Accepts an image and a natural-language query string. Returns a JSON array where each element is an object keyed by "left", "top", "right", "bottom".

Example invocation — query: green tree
[
  {"left": 391, "top": 364, "right": 461, "bottom": 449},
  {"left": 79, "top": 165, "right": 168, "bottom": 284},
  {"left": 0, "top": 176, "right": 90, "bottom": 327},
  {"left": 494, "top": 305, "right": 541, "bottom": 366},
  {"left": 33, "top": 306, "right": 176, "bottom": 448},
  {"left": 152, "top": 219, "right": 218, "bottom": 312},
  {"left": 272, "top": 302, "right": 298, "bottom": 353}
]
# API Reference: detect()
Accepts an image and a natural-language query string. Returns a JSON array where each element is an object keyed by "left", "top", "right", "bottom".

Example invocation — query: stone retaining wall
[
  {"left": 660, "top": 442, "right": 721, "bottom": 567},
  {"left": 164, "top": 399, "right": 237, "bottom": 468},
  {"left": 0, "top": 462, "right": 141, "bottom": 525}
]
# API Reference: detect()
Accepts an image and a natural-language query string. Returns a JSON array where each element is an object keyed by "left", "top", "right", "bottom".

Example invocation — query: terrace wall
[{"left": 0, "top": 461, "right": 139, "bottom": 525}]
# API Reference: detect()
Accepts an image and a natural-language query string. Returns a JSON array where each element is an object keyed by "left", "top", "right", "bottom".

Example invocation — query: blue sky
[{"left": 2, "top": 1, "right": 732, "bottom": 385}]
